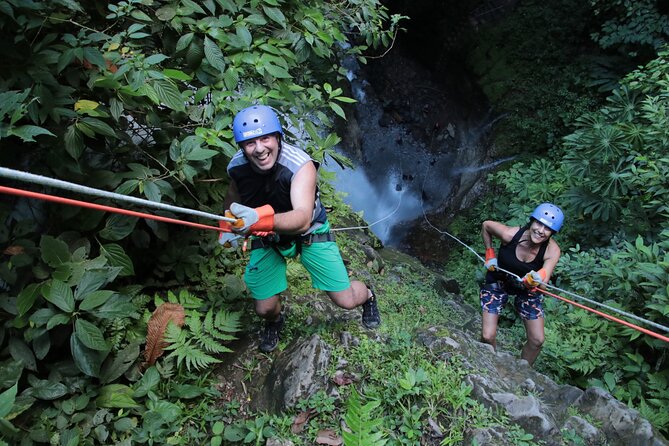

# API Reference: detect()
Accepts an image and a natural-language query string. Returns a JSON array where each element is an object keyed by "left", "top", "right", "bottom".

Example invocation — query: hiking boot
[
  {"left": 259, "top": 313, "right": 285, "bottom": 353},
  {"left": 361, "top": 289, "right": 381, "bottom": 329}
]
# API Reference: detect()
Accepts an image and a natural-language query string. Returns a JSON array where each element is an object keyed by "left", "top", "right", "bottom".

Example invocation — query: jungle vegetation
[
  {"left": 1, "top": 0, "right": 668, "bottom": 444},
  {"left": 448, "top": 0, "right": 669, "bottom": 435}
]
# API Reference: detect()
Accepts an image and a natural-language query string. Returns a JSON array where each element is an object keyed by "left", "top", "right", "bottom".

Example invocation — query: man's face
[{"left": 241, "top": 134, "right": 279, "bottom": 171}]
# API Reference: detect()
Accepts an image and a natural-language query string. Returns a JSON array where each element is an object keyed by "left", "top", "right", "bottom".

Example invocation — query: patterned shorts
[{"left": 479, "top": 282, "right": 544, "bottom": 320}]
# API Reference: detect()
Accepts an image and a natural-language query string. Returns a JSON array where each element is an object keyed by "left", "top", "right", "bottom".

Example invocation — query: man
[
  {"left": 479, "top": 203, "right": 563, "bottom": 366},
  {"left": 220, "top": 105, "right": 381, "bottom": 352}
]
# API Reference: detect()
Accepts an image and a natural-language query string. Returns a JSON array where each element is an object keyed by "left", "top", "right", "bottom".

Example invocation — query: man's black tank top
[{"left": 491, "top": 226, "right": 548, "bottom": 280}]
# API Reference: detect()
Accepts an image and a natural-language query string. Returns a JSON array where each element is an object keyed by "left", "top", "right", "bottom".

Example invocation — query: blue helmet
[
  {"left": 232, "top": 105, "right": 283, "bottom": 144},
  {"left": 531, "top": 203, "right": 564, "bottom": 232}
]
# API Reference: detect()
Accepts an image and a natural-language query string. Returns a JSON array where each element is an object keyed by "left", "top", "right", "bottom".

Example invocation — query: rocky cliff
[{"left": 214, "top": 240, "right": 668, "bottom": 445}]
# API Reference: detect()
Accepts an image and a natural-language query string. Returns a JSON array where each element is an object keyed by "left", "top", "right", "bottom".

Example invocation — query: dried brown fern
[{"left": 142, "top": 303, "right": 185, "bottom": 369}]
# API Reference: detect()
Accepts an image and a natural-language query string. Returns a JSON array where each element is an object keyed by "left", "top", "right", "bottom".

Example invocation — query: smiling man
[
  {"left": 479, "top": 203, "right": 563, "bottom": 366},
  {"left": 220, "top": 105, "right": 381, "bottom": 352}
]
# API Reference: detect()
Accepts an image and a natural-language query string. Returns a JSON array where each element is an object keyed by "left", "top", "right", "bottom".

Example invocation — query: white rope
[{"left": 0, "top": 167, "right": 236, "bottom": 223}]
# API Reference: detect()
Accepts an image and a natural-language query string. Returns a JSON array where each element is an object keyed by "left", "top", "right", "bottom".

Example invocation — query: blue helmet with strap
[
  {"left": 531, "top": 203, "right": 564, "bottom": 232},
  {"left": 232, "top": 105, "right": 283, "bottom": 144}
]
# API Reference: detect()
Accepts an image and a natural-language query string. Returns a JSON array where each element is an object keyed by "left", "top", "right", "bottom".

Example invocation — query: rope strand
[{"left": 0, "top": 167, "right": 236, "bottom": 223}]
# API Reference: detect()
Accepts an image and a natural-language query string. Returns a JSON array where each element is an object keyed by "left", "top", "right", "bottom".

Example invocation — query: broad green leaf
[
  {"left": 74, "top": 100, "right": 99, "bottom": 112},
  {"left": 115, "top": 179, "right": 139, "bottom": 195},
  {"left": 262, "top": 6, "right": 285, "bottom": 28},
  {"left": 17, "top": 283, "right": 40, "bottom": 316},
  {"left": 98, "top": 215, "right": 138, "bottom": 241},
  {"left": 153, "top": 80, "right": 185, "bottom": 111},
  {"left": 0, "top": 360, "right": 23, "bottom": 389},
  {"left": 75, "top": 269, "right": 116, "bottom": 300},
  {"left": 46, "top": 313, "right": 70, "bottom": 330},
  {"left": 0, "top": 384, "right": 17, "bottom": 418},
  {"left": 142, "top": 181, "right": 162, "bottom": 203},
  {"left": 97, "top": 384, "right": 139, "bottom": 408},
  {"left": 64, "top": 125, "right": 85, "bottom": 159},
  {"left": 215, "top": 0, "right": 237, "bottom": 13},
  {"left": 175, "top": 32, "right": 194, "bottom": 52},
  {"left": 163, "top": 69, "right": 192, "bottom": 81},
  {"left": 99, "top": 342, "right": 140, "bottom": 384},
  {"left": 33, "top": 332, "right": 51, "bottom": 360},
  {"left": 83, "top": 47, "right": 106, "bottom": 68},
  {"left": 79, "top": 290, "right": 115, "bottom": 311},
  {"left": 244, "top": 13, "right": 267, "bottom": 26},
  {"left": 90, "top": 295, "right": 138, "bottom": 319},
  {"left": 40, "top": 236, "right": 70, "bottom": 267},
  {"left": 131, "top": 9, "right": 152, "bottom": 21},
  {"left": 262, "top": 63, "right": 291, "bottom": 79},
  {"left": 45, "top": 280, "right": 75, "bottom": 313},
  {"left": 185, "top": 147, "right": 218, "bottom": 161},
  {"left": 8, "top": 125, "right": 55, "bottom": 142},
  {"left": 145, "top": 54, "right": 169, "bottom": 65},
  {"left": 27, "top": 376, "right": 68, "bottom": 400},
  {"left": 204, "top": 37, "right": 226, "bottom": 72},
  {"left": 156, "top": 5, "right": 176, "bottom": 20},
  {"left": 79, "top": 117, "right": 117, "bottom": 138},
  {"left": 70, "top": 335, "right": 105, "bottom": 377},
  {"left": 99, "top": 243, "right": 134, "bottom": 276},
  {"left": 75, "top": 319, "right": 109, "bottom": 351},
  {"left": 134, "top": 366, "right": 160, "bottom": 398},
  {"left": 236, "top": 25, "right": 252, "bottom": 48},
  {"left": 109, "top": 98, "right": 124, "bottom": 121},
  {"left": 30, "top": 308, "right": 56, "bottom": 327},
  {"left": 329, "top": 102, "right": 346, "bottom": 119},
  {"left": 9, "top": 338, "right": 36, "bottom": 371}
]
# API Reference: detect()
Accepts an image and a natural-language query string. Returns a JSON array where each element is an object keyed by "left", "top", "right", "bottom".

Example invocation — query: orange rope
[
  {"left": 0, "top": 185, "right": 230, "bottom": 233},
  {"left": 537, "top": 288, "right": 669, "bottom": 343}
]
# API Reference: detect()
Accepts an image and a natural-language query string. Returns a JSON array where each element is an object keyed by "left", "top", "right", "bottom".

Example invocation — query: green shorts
[{"left": 244, "top": 222, "right": 351, "bottom": 300}]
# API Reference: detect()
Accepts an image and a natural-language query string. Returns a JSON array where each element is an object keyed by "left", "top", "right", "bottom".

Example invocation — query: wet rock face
[
  {"left": 252, "top": 335, "right": 331, "bottom": 412},
  {"left": 420, "top": 328, "right": 668, "bottom": 446}
]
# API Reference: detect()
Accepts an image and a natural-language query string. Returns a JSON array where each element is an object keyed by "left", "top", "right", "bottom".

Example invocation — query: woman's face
[{"left": 528, "top": 220, "right": 554, "bottom": 244}]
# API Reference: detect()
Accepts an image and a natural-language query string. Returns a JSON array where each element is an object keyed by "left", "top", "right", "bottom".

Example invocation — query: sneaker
[
  {"left": 361, "top": 289, "right": 381, "bottom": 329},
  {"left": 259, "top": 313, "right": 285, "bottom": 353}
]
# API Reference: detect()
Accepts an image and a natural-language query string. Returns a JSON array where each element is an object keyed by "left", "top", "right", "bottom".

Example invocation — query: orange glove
[
  {"left": 523, "top": 268, "right": 547, "bottom": 289},
  {"left": 229, "top": 203, "right": 275, "bottom": 234},
  {"left": 484, "top": 248, "right": 497, "bottom": 271}
]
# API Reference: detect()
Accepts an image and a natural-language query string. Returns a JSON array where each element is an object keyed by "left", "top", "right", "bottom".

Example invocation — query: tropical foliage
[
  {"left": 459, "top": 4, "right": 669, "bottom": 433},
  {"left": 0, "top": 0, "right": 403, "bottom": 443}
]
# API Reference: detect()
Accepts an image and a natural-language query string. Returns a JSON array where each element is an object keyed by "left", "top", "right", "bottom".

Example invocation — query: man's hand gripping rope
[{"left": 218, "top": 203, "right": 276, "bottom": 250}]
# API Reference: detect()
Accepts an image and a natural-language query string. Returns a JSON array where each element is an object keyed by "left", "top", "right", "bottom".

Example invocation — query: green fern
[
  {"left": 343, "top": 388, "right": 387, "bottom": 446},
  {"left": 162, "top": 308, "right": 241, "bottom": 371}
]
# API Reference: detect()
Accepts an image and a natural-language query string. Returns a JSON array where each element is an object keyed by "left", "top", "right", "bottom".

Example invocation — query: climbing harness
[{"left": 248, "top": 232, "right": 336, "bottom": 251}]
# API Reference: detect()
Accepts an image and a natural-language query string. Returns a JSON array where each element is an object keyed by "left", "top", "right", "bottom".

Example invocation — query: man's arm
[{"left": 273, "top": 161, "right": 317, "bottom": 235}]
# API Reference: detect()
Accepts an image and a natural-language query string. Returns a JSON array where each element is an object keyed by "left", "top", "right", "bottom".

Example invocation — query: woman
[{"left": 479, "top": 203, "right": 563, "bottom": 366}]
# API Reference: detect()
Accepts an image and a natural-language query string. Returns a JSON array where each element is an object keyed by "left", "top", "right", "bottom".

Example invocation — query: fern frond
[
  {"left": 214, "top": 310, "right": 242, "bottom": 333},
  {"left": 165, "top": 340, "right": 221, "bottom": 372},
  {"left": 197, "top": 334, "right": 233, "bottom": 354},
  {"left": 343, "top": 388, "right": 386, "bottom": 446}
]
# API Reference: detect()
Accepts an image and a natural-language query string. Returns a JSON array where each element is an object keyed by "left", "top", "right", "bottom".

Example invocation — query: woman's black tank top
[{"left": 497, "top": 226, "right": 548, "bottom": 276}]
